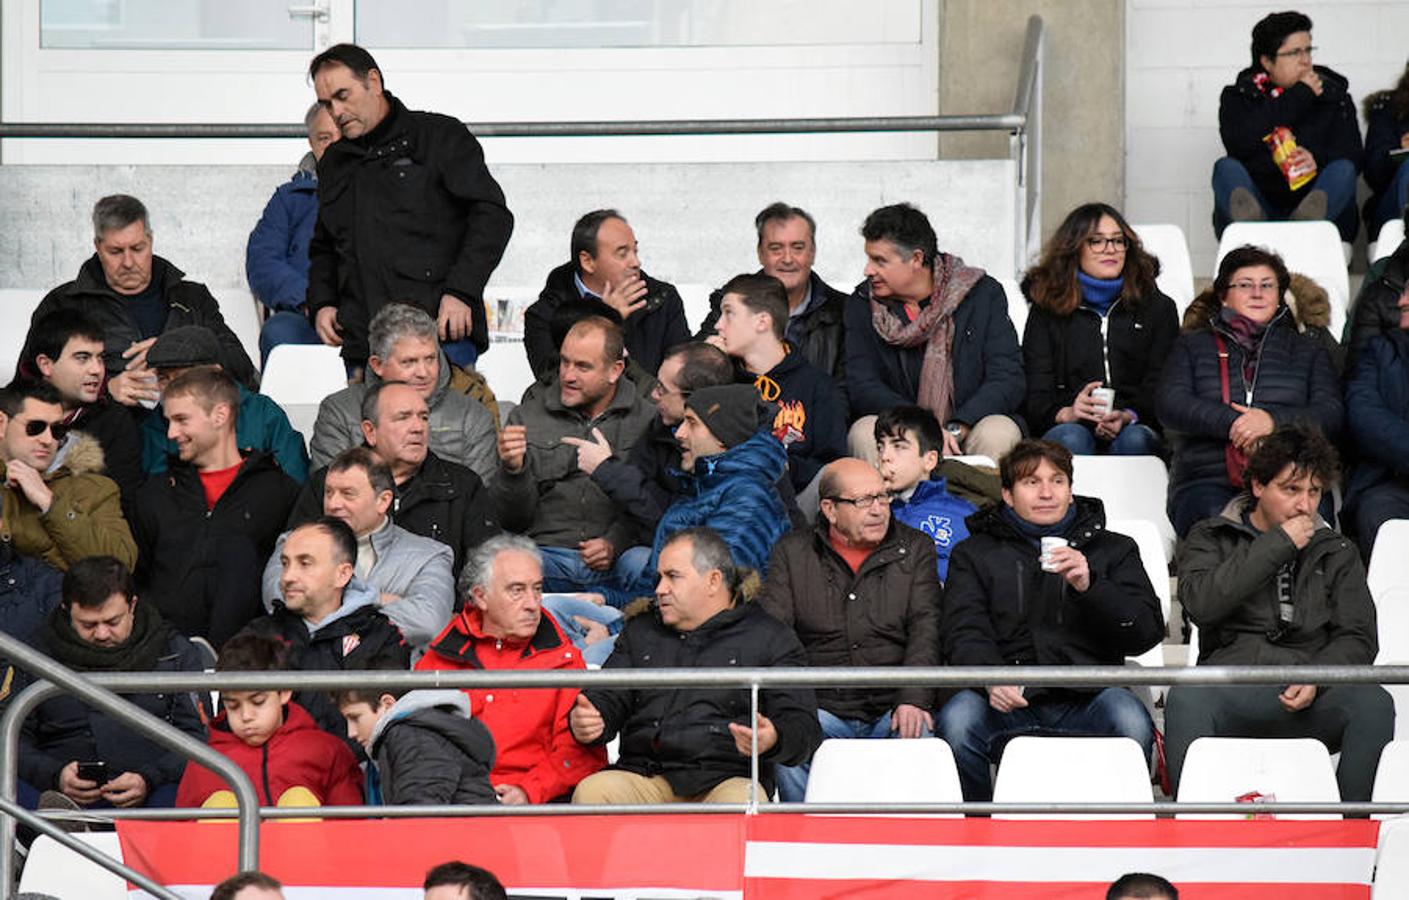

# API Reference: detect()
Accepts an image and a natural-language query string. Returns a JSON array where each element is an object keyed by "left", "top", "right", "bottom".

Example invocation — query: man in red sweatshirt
[{"left": 417, "top": 534, "right": 605, "bottom": 804}]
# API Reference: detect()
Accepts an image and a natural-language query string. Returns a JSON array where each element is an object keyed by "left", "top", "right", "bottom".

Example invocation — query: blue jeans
[
  {"left": 1350, "top": 478, "right": 1409, "bottom": 560},
  {"left": 935, "top": 687, "right": 1154, "bottom": 802},
  {"left": 258, "top": 309, "right": 321, "bottom": 366},
  {"left": 1370, "top": 161, "right": 1409, "bottom": 241},
  {"left": 538, "top": 545, "right": 653, "bottom": 609},
  {"left": 1211, "top": 156, "right": 1359, "bottom": 242},
  {"left": 17, "top": 778, "right": 179, "bottom": 810},
  {"left": 774, "top": 708, "right": 930, "bottom": 802},
  {"left": 1043, "top": 422, "right": 1163, "bottom": 456},
  {"left": 542, "top": 594, "right": 624, "bottom": 666}
]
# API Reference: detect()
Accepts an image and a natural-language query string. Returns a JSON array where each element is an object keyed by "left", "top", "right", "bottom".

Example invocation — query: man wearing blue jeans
[{"left": 937, "top": 439, "right": 1164, "bottom": 802}]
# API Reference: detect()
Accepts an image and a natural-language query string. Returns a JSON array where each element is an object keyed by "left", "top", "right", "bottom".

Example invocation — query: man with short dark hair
[
  {"left": 1108, "top": 873, "right": 1178, "bottom": 900},
  {"left": 523, "top": 208, "right": 690, "bottom": 379},
  {"left": 423, "top": 861, "right": 507, "bottom": 900},
  {"left": 18, "top": 556, "right": 205, "bottom": 810},
  {"left": 31, "top": 193, "right": 256, "bottom": 405},
  {"left": 308, "top": 43, "right": 512, "bottom": 370},
  {"left": 1166, "top": 424, "right": 1393, "bottom": 803},
  {"left": 239, "top": 517, "right": 409, "bottom": 736},
  {"left": 937, "top": 439, "right": 1163, "bottom": 802},
  {"left": 132, "top": 367, "right": 299, "bottom": 645},
  {"left": 846, "top": 202, "right": 1024, "bottom": 462},
  {"left": 211, "top": 871, "right": 285, "bottom": 900},
  {"left": 570, "top": 528, "right": 821, "bottom": 804}
]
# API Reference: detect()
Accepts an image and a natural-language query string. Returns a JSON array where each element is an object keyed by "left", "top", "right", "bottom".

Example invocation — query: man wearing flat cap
[{"left": 139, "top": 326, "right": 309, "bottom": 482}]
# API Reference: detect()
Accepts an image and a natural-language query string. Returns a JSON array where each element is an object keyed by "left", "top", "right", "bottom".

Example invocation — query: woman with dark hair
[
  {"left": 1020, "top": 203, "right": 1179, "bottom": 456},
  {"left": 1363, "top": 61, "right": 1409, "bottom": 242},
  {"left": 1157, "top": 245, "right": 1343, "bottom": 536}
]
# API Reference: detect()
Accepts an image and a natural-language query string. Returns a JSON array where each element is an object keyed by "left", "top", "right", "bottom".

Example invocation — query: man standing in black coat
[
  {"left": 937, "top": 439, "right": 1164, "bottom": 802},
  {"left": 569, "top": 527, "right": 821, "bottom": 805},
  {"left": 307, "top": 44, "right": 513, "bottom": 371}
]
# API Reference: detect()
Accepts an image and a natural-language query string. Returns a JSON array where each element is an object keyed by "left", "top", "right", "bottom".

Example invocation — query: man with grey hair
[
  {"left": 417, "top": 533, "right": 607, "bottom": 804},
  {"left": 310, "top": 303, "right": 496, "bottom": 479},
  {"left": 33, "top": 193, "right": 257, "bottom": 405},
  {"left": 248, "top": 102, "right": 341, "bottom": 365}
]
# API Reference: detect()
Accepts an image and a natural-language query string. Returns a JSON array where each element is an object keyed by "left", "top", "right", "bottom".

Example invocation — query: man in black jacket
[
  {"left": 18, "top": 556, "right": 205, "bottom": 809},
  {"left": 937, "top": 439, "right": 1164, "bottom": 802},
  {"left": 132, "top": 367, "right": 299, "bottom": 646},
  {"left": 32, "top": 194, "right": 257, "bottom": 402},
  {"left": 523, "top": 209, "right": 691, "bottom": 379},
  {"left": 291, "top": 381, "right": 498, "bottom": 578},
  {"left": 569, "top": 527, "right": 821, "bottom": 804},
  {"left": 307, "top": 43, "right": 512, "bottom": 370}
]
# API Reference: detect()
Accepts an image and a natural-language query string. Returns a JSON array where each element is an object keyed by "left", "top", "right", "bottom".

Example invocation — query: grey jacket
[
  {"left": 262, "top": 519, "right": 454, "bottom": 650},
  {"left": 1178, "top": 496, "right": 1378, "bottom": 666},
  {"left": 308, "top": 350, "right": 497, "bottom": 481},
  {"left": 368, "top": 689, "right": 497, "bottom": 806},
  {"left": 490, "top": 374, "right": 656, "bottom": 550}
]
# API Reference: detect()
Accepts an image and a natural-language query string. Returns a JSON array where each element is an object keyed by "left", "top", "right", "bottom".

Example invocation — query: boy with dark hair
[
  {"left": 1108, "top": 872, "right": 1178, "bottom": 900},
  {"left": 175, "top": 632, "right": 362, "bottom": 808},
  {"left": 423, "top": 861, "right": 507, "bottom": 900},
  {"left": 210, "top": 871, "right": 285, "bottom": 900},
  {"left": 337, "top": 654, "right": 497, "bottom": 806},
  {"left": 874, "top": 405, "right": 1000, "bottom": 582}
]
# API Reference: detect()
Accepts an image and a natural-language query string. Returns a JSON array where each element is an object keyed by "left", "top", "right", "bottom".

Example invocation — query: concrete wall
[
  {"left": 939, "top": 0, "right": 1126, "bottom": 245},
  {"left": 1124, "top": 0, "right": 1409, "bottom": 277}
]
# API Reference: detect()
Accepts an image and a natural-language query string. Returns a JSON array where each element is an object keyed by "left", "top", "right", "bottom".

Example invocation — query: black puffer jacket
[
  {"left": 32, "top": 256, "right": 257, "bottom": 390},
  {"left": 698, "top": 271, "right": 849, "bottom": 382},
  {"left": 523, "top": 260, "right": 691, "bottom": 380},
  {"left": 1346, "top": 241, "right": 1409, "bottom": 360},
  {"left": 307, "top": 92, "right": 513, "bottom": 363},
  {"left": 0, "top": 544, "right": 62, "bottom": 647},
  {"left": 369, "top": 691, "right": 497, "bottom": 806},
  {"left": 943, "top": 497, "right": 1163, "bottom": 698},
  {"left": 1157, "top": 297, "right": 1343, "bottom": 504},
  {"left": 584, "top": 600, "right": 821, "bottom": 797},
  {"left": 1021, "top": 287, "right": 1180, "bottom": 435},
  {"left": 292, "top": 449, "right": 499, "bottom": 579},
  {"left": 1218, "top": 64, "right": 1363, "bottom": 213},
  {"left": 760, "top": 519, "right": 942, "bottom": 720}
]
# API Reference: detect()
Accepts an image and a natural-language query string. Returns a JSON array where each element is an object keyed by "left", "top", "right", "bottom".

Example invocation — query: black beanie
[{"left": 684, "top": 384, "right": 765, "bottom": 449}]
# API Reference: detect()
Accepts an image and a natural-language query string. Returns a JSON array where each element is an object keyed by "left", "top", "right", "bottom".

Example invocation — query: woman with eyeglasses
[
  {"left": 1212, "top": 10, "right": 1362, "bottom": 243},
  {"left": 1157, "top": 245, "right": 1343, "bottom": 537},
  {"left": 1019, "top": 203, "right": 1178, "bottom": 458}
]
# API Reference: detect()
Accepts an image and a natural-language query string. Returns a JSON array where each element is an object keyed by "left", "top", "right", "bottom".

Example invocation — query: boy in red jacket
[{"left": 176, "top": 633, "right": 362, "bottom": 808}]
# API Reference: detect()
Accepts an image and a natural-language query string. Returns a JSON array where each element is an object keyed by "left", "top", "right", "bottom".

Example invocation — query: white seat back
[
  {"left": 1071, "top": 456, "right": 1175, "bottom": 562},
  {"left": 1132, "top": 223, "right": 1195, "bottom": 317},
  {"left": 804, "top": 738, "right": 962, "bottom": 813},
  {"left": 1107, "top": 518, "right": 1171, "bottom": 668},
  {"left": 1176, "top": 737, "right": 1341, "bottom": 819},
  {"left": 259, "top": 343, "right": 348, "bottom": 446},
  {"left": 676, "top": 282, "right": 714, "bottom": 334},
  {"left": 218, "top": 286, "right": 263, "bottom": 374},
  {"left": 18, "top": 833, "right": 127, "bottom": 899},
  {"left": 1375, "top": 815, "right": 1409, "bottom": 898},
  {"left": 1368, "top": 520, "right": 1409, "bottom": 605},
  {"left": 995, "top": 276, "right": 1027, "bottom": 343},
  {"left": 1371, "top": 219, "right": 1405, "bottom": 265},
  {"left": 1373, "top": 583, "right": 1409, "bottom": 741},
  {"left": 993, "top": 736, "right": 1154, "bottom": 819},
  {"left": 1215, "top": 221, "right": 1348, "bottom": 339},
  {"left": 948, "top": 454, "right": 997, "bottom": 470},
  {"left": 1372, "top": 741, "right": 1409, "bottom": 819}
]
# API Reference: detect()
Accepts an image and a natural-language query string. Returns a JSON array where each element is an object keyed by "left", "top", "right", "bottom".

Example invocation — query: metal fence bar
[
  {"left": 1010, "top": 15, "right": 1044, "bottom": 268},
  {"left": 0, "top": 794, "right": 183, "bottom": 900}
]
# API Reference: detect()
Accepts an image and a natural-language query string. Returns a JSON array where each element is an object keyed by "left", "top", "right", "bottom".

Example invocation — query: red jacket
[
  {"left": 416, "top": 608, "right": 605, "bottom": 803},
  {"left": 175, "top": 702, "right": 363, "bottom": 807}
]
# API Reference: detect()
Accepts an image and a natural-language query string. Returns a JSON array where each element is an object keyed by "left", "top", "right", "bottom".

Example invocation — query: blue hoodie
[{"left": 889, "top": 477, "right": 977, "bottom": 583}]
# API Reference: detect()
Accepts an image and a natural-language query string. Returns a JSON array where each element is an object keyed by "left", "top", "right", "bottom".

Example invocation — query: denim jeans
[
  {"left": 538, "top": 545, "right": 654, "bottom": 609},
  {"left": 17, "top": 778, "right": 179, "bottom": 810},
  {"left": 1170, "top": 482, "right": 1241, "bottom": 539},
  {"left": 1370, "top": 161, "right": 1409, "bottom": 241},
  {"left": 542, "top": 594, "right": 625, "bottom": 666},
  {"left": 258, "top": 309, "right": 321, "bottom": 366},
  {"left": 774, "top": 707, "right": 931, "bottom": 802},
  {"left": 935, "top": 687, "right": 1154, "bottom": 802},
  {"left": 1042, "top": 422, "right": 1163, "bottom": 457},
  {"left": 1211, "top": 156, "right": 1359, "bottom": 242}
]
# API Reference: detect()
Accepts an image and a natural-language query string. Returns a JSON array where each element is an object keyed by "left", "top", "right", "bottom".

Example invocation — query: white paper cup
[
  {"left": 1040, "top": 536, "right": 1068, "bottom": 572},
  {"left": 1091, "top": 387, "right": 1116, "bottom": 417}
]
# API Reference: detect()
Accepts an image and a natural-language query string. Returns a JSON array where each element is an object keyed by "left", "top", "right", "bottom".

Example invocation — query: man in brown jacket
[
  {"left": 0, "top": 383, "right": 136, "bottom": 571},
  {"left": 759, "top": 457, "right": 942, "bottom": 801}
]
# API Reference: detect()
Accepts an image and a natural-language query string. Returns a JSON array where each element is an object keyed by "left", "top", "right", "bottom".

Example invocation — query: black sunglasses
[{"left": 24, "top": 419, "right": 69, "bottom": 442}]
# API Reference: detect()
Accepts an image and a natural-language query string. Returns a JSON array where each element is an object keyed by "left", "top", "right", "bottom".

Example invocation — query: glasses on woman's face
[
  {"left": 1275, "top": 45, "right": 1315, "bottom": 59},
  {"left": 1085, "top": 235, "right": 1128, "bottom": 252},
  {"left": 1229, "top": 279, "right": 1279, "bottom": 295}
]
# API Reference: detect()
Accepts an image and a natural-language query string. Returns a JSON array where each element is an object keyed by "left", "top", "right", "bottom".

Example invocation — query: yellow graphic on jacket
[{"left": 773, "top": 400, "right": 807, "bottom": 448}]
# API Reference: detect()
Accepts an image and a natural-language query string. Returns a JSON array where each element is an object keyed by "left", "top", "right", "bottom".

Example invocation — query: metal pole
[
  {"left": 0, "top": 794, "right": 183, "bottom": 900},
  {"left": 748, "top": 682, "right": 760, "bottom": 814}
]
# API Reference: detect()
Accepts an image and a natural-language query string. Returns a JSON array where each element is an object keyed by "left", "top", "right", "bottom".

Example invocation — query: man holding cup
[{"left": 936, "top": 439, "right": 1165, "bottom": 802}]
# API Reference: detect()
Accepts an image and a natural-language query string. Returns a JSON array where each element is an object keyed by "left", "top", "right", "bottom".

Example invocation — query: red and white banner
[{"left": 114, "top": 816, "right": 1381, "bottom": 899}]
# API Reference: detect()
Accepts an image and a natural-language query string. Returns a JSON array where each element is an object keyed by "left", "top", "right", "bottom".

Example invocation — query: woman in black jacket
[
  {"left": 1157, "top": 246, "right": 1343, "bottom": 536},
  {"left": 1362, "top": 61, "right": 1409, "bottom": 242},
  {"left": 1021, "top": 203, "right": 1178, "bottom": 456}
]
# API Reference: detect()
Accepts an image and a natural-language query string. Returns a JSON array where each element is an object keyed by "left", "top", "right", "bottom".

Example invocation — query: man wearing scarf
[
  {"left": 936, "top": 439, "right": 1164, "bottom": 802},
  {"left": 844, "top": 202, "right": 1025, "bottom": 463},
  {"left": 17, "top": 556, "right": 206, "bottom": 810}
]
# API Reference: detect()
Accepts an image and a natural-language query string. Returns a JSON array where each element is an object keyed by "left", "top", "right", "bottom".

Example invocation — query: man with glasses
[
  {"left": 759, "top": 457, "right": 943, "bottom": 801},
  {"left": 1212, "top": 10, "right": 1362, "bottom": 241},
  {"left": 0, "top": 383, "right": 135, "bottom": 571}
]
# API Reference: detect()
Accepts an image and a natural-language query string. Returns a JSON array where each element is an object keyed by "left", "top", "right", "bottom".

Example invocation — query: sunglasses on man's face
[{"left": 23, "top": 419, "right": 69, "bottom": 442}]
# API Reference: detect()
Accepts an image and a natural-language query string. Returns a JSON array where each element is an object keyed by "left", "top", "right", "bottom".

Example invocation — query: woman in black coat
[
  {"left": 1021, "top": 203, "right": 1179, "bottom": 456},
  {"left": 1362, "top": 61, "right": 1409, "bottom": 242},
  {"left": 1157, "top": 246, "right": 1343, "bottom": 536}
]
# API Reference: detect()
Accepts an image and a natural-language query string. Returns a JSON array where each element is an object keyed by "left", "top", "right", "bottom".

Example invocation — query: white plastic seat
[
  {"left": 1071, "top": 456, "right": 1175, "bottom": 562},
  {"left": 1107, "top": 518, "right": 1171, "bottom": 669},
  {"left": 948, "top": 454, "right": 997, "bottom": 470},
  {"left": 18, "top": 833, "right": 127, "bottom": 899},
  {"left": 1374, "top": 584, "right": 1409, "bottom": 741},
  {"left": 803, "top": 738, "right": 962, "bottom": 813},
  {"left": 1371, "top": 218, "right": 1405, "bottom": 265},
  {"left": 1368, "top": 520, "right": 1409, "bottom": 605},
  {"left": 1176, "top": 737, "right": 1341, "bottom": 819},
  {"left": 995, "top": 276, "right": 1028, "bottom": 343},
  {"left": 992, "top": 736, "right": 1153, "bottom": 819},
  {"left": 1375, "top": 815, "right": 1409, "bottom": 898},
  {"left": 676, "top": 282, "right": 714, "bottom": 334},
  {"left": 1131, "top": 223, "right": 1195, "bottom": 318},
  {"left": 1372, "top": 741, "right": 1409, "bottom": 819},
  {"left": 219, "top": 286, "right": 264, "bottom": 374},
  {"left": 1215, "top": 221, "right": 1348, "bottom": 339},
  {"left": 259, "top": 343, "right": 348, "bottom": 444}
]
